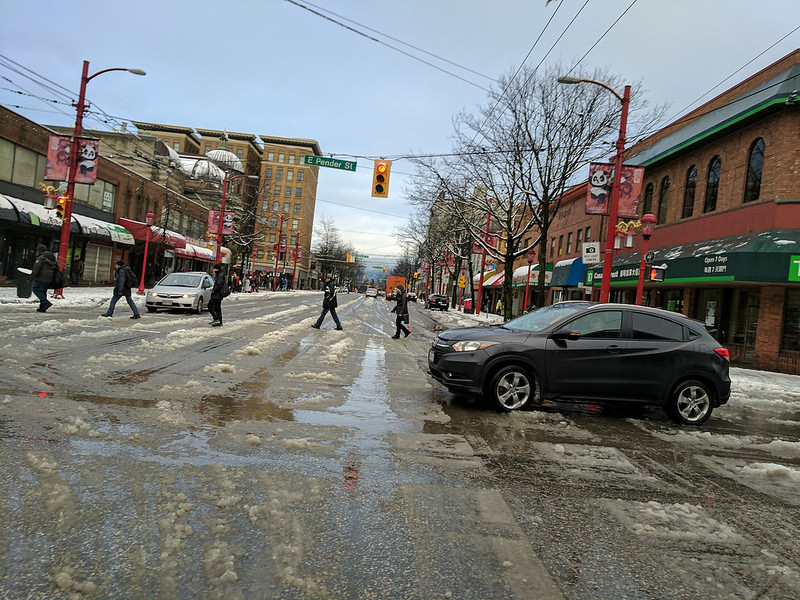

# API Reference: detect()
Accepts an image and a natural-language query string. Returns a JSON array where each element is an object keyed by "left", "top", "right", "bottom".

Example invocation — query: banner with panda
[{"left": 586, "top": 162, "right": 645, "bottom": 218}]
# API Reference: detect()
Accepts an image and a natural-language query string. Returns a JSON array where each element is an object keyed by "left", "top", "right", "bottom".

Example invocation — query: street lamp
[
  {"left": 216, "top": 172, "right": 258, "bottom": 265},
  {"left": 56, "top": 61, "right": 145, "bottom": 289},
  {"left": 558, "top": 75, "right": 631, "bottom": 303},
  {"left": 635, "top": 213, "right": 657, "bottom": 305},
  {"left": 291, "top": 233, "right": 301, "bottom": 290},
  {"left": 136, "top": 211, "right": 154, "bottom": 295}
]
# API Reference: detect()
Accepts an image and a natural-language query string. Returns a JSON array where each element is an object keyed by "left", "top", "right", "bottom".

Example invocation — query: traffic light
[
  {"left": 382, "top": 267, "right": 386, "bottom": 273},
  {"left": 55, "top": 196, "right": 67, "bottom": 221},
  {"left": 647, "top": 266, "right": 666, "bottom": 282},
  {"left": 371, "top": 159, "right": 392, "bottom": 198}
]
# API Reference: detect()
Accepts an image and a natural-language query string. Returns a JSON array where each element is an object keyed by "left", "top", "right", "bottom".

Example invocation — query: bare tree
[{"left": 412, "top": 63, "right": 664, "bottom": 319}]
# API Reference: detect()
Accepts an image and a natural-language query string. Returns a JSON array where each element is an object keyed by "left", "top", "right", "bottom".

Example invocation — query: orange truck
[{"left": 386, "top": 275, "right": 406, "bottom": 300}]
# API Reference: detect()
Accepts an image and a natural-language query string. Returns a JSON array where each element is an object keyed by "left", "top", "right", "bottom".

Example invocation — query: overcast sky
[{"left": 1, "top": 0, "right": 798, "bottom": 263}]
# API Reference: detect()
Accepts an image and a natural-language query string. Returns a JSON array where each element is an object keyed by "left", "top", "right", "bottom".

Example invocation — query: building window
[
  {"left": 278, "top": 153, "right": 285, "bottom": 163},
  {"left": 265, "top": 167, "right": 273, "bottom": 178},
  {"left": 297, "top": 171, "right": 304, "bottom": 182},
  {"left": 276, "top": 169, "right": 283, "bottom": 180},
  {"left": 743, "top": 138, "right": 765, "bottom": 203},
  {"left": 567, "top": 232, "right": 573, "bottom": 254},
  {"left": 274, "top": 185, "right": 281, "bottom": 196},
  {"left": 576, "top": 229, "right": 582, "bottom": 251},
  {"left": 273, "top": 201, "right": 280, "bottom": 211},
  {"left": 295, "top": 188, "right": 302, "bottom": 198},
  {"left": 550, "top": 237, "right": 556, "bottom": 258},
  {"left": 682, "top": 165, "right": 697, "bottom": 219},
  {"left": 642, "top": 183, "right": 654, "bottom": 215},
  {"left": 288, "top": 154, "right": 296, "bottom": 165},
  {"left": 269, "top": 233, "right": 276, "bottom": 243},
  {"left": 267, "top": 152, "right": 274, "bottom": 162},
  {"left": 292, "top": 219, "right": 299, "bottom": 230},
  {"left": 10, "top": 145, "right": 43, "bottom": 187},
  {"left": 262, "top": 184, "right": 270, "bottom": 195},
  {"left": 293, "top": 203, "right": 301, "bottom": 214},
  {"left": 283, "top": 202, "right": 290, "bottom": 212},
  {"left": 704, "top": 156, "right": 721, "bottom": 213},
  {"left": 657, "top": 176, "right": 670, "bottom": 223},
  {"left": 286, "top": 170, "right": 294, "bottom": 182},
  {"left": 262, "top": 200, "right": 270, "bottom": 211},
  {"left": 236, "top": 148, "right": 243, "bottom": 159},
  {"left": 173, "top": 142, "right": 180, "bottom": 152},
  {"left": 558, "top": 235, "right": 563, "bottom": 256},
  {"left": 270, "top": 217, "right": 278, "bottom": 227},
  {"left": 284, "top": 187, "right": 292, "bottom": 197},
  {"left": 290, "top": 235, "right": 297, "bottom": 245},
  {"left": 782, "top": 290, "right": 800, "bottom": 351},
  {"left": 204, "top": 144, "right": 211, "bottom": 154},
  {"left": 584, "top": 227, "right": 591, "bottom": 241}
]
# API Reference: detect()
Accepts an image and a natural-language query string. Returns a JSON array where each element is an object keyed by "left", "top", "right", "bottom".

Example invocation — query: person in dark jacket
[
  {"left": 101, "top": 259, "right": 141, "bottom": 319},
  {"left": 29, "top": 244, "right": 56, "bottom": 312},
  {"left": 311, "top": 274, "right": 342, "bottom": 330},
  {"left": 208, "top": 263, "right": 227, "bottom": 327},
  {"left": 390, "top": 284, "right": 411, "bottom": 338}
]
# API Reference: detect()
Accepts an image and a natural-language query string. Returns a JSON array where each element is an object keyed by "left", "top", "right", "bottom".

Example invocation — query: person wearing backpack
[
  {"left": 101, "top": 259, "right": 141, "bottom": 319},
  {"left": 208, "top": 263, "right": 228, "bottom": 327},
  {"left": 29, "top": 244, "right": 56, "bottom": 313}
]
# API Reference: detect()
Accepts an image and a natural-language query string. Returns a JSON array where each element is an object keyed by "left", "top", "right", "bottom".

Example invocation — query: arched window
[
  {"left": 642, "top": 183, "right": 654, "bottom": 215},
  {"left": 657, "top": 176, "right": 670, "bottom": 223},
  {"left": 743, "top": 138, "right": 765, "bottom": 203},
  {"left": 682, "top": 165, "right": 697, "bottom": 219},
  {"left": 704, "top": 156, "right": 721, "bottom": 213}
]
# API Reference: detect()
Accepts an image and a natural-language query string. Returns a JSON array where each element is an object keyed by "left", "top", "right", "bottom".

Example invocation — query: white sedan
[{"left": 146, "top": 271, "right": 215, "bottom": 313}]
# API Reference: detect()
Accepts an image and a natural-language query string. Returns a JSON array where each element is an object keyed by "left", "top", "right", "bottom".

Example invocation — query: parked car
[
  {"left": 426, "top": 294, "right": 450, "bottom": 311},
  {"left": 145, "top": 271, "right": 215, "bottom": 314},
  {"left": 427, "top": 301, "right": 731, "bottom": 425},
  {"left": 407, "top": 291, "right": 417, "bottom": 302},
  {"left": 365, "top": 287, "right": 378, "bottom": 297}
]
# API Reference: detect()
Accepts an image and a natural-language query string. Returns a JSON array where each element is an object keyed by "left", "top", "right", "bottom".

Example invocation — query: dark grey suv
[{"left": 428, "top": 302, "right": 731, "bottom": 425}]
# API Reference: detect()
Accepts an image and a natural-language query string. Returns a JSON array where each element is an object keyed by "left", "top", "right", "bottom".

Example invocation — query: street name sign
[{"left": 303, "top": 155, "right": 357, "bottom": 172}]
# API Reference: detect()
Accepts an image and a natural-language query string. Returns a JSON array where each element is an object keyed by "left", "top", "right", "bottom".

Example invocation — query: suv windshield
[
  {"left": 159, "top": 274, "right": 202, "bottom": 288},
  {"left": 503, "top": 302, "right": 592, "bottom": 333}
]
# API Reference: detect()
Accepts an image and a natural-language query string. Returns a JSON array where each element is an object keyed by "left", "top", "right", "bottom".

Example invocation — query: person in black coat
[
  {"left": 29, "top": 244, "right": 56, "bottom": 312},
  {"left": 311, "top": 274, "right": 342, "bottom": 330},
  {"left": 391, "top": 284, "right": 411, "bottom": 338},
  {"left": 208, "top": 263, "right": 227, "bottom": 327},
  {"left": 101, "top": 259, "right": 141, "bottom": 319}
]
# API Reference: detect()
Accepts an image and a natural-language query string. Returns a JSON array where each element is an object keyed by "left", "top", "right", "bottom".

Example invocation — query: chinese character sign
[
  {"left": 207, "top": 210, "right": 234, "bottom": 235},
  {"left": 586, "top": 163, "right": 645, "bottom": 218}
]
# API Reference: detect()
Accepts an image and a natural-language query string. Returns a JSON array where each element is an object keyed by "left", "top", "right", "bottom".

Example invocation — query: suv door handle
[{"left": 606, "top": 344, "right": 623, "bottom": 353}]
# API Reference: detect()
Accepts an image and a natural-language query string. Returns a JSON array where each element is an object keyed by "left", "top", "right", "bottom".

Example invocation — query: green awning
[{"left": 587, "top": 229, "right": 800, "bottom": 286}]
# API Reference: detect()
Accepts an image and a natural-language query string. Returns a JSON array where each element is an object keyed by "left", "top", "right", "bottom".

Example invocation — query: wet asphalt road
[{"left": 0, "top": 291, "right": 798, "bottom": 599}]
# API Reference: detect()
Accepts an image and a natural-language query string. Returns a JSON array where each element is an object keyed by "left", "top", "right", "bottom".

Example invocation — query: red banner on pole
[
  {"left": 74, "top": 139, "right": 99, "bottom": 184},
  {"left": 586, "top": 162, "right": 645, "bottom": 217},
  {"left": 616, "top": 165, "right": 645, "bottom": 218},
  {"left": 44, "top": 135, "right": 71, "bottom": 181},
  {"left": 208, "top": 210, "right": 234, "bottom": 235}
]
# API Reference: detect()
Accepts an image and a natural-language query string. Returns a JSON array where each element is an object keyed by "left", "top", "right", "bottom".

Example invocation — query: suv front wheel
[{"left": 487, "top": 365, "right": 535, "bottom": 412}]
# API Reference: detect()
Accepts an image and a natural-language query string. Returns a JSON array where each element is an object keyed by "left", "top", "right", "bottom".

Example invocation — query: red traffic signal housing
[
  {"left": 371, "top": 159, "right": 392, "bottom": 198},
  {"left": 646, "top": 266, "right": 665, "bottom": 282}
]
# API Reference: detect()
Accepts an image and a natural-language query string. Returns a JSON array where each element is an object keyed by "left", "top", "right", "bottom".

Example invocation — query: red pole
[
  {"left": 137, "top": 212, "right": 154, "bottom": 295},
  {"left": 599, "top": 85, "right": 631, "bottom": 303},
  {"left": 475, "top": 203, "right": 492, "bottom": 315},
  {"left": 251, "top": 248, "right": 257, "bottom": 286},
  {"left": 291, "top": 234, "right": 300, "bottom": 290},
  {"left": 273, "top": 217, "right": 283, "bottom": 291},
  {"left": 54, "top": 61, "right": 90, "bottom": 297},
  {"left": 216, "top": 171, "right": 229, "bottom": 265},
  {"left": 524, "top": 263, "right": 532, "bottom": 309},
  {"left": 635, "top": 213, "right": 657, "bottom": 305}
]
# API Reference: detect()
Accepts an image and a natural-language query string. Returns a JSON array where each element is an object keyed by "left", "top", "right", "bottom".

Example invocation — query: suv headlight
[{"left": 451, "top": 341, "right": 497, "bottom": 352}]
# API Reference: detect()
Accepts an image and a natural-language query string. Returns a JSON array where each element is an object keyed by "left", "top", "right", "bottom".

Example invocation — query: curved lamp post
[
  {"left": 56, "top": 62, "right": 145, "bottom": 292},
  {"left": 136, "top": 211, "right": 154, "bottom": 295},
  {"left": 216, "top": 172, "right": 258, "bottom": 265},
  {"left": 635, "top": 213, "right": 657, "bottom": 305},
  {"left": 558, "top": 75, "right": 631, "bottom": 303}
]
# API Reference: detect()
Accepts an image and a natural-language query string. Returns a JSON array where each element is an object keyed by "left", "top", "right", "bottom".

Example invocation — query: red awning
[
  {"left": 119, "top": 217, "right": 187, "bottom": 249},
  {"left": 483, "top": 272, "right": 505, "bottom": 287}
]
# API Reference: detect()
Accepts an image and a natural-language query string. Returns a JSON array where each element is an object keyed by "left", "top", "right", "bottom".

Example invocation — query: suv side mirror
[{"left": 550, "top": 329, "right": 581, "bottom": 341}]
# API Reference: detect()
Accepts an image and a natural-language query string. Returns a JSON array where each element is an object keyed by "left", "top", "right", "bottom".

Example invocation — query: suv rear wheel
[
  {"left": 487, "top": 365, "right": 535, "bottom": 412},
  {"left": 667, "top": 379, "right": 713, "bottom": 425}
]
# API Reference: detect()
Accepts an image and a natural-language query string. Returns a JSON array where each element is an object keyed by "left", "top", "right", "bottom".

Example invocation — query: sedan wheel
[
  {"left": 195, "top": 297, "right": 204, "bottom": 314},
  {"left": 668, "top": 380, "right": 713, "bottom": 425},
  {"left": 488, "top": 366, "right": 534, "bottom": 412}
]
